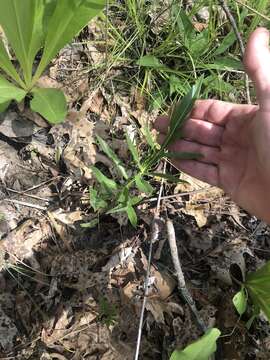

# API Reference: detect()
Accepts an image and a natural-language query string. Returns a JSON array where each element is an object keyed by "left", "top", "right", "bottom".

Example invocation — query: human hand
[{"left": 154, "top": 28, "right": 270, "bottom": 224}]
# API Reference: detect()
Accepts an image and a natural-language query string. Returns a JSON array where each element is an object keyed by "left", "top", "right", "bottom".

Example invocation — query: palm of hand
[
  {"left": 155, "top": 27, "right": 270, "bottom": 223},
  {"left": 155, "top": 100, "right": 270, "bottom": 223}
]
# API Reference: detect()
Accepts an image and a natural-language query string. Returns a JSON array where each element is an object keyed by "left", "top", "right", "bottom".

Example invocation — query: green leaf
[
  {"left": 0, "top": 40, "right": 25, "bottom": 88},
  {"left": 245, "top": 261, "right": 270, "bottom": 321},
  {"left": 213, "top": 31, "right": 236, "bottom": 56},
  {"left": 170, "top": 328, "right": 221, "bottom": 360},
  {"left": 0, "top": 76, "right": 26, "bottom": 104},
  {"left": 96, "top": 135, "right": 128, "bottom": 180},
  {"left": 203, "top": 58, "right": 243, "bottom": 72},
  {"left": 162, "top": 77, "right": 203, "bottom": 148},
  {"left": 89, "top": 188, "right": 107, "bottom": 211},
  {"left": 233, "top": 287, "right": 248, "bottom": 316},
  {"left": 135, "top": 175, "right": 153, "bottom": 194},
  {"left": 126, "top": 133, "right": 141, "bottom": 167},
  {"left": 80, "top": 218, "right": 99, "bottom": 228},
  {"left": 163, "top": 151, "right": 203, "bottom": 160},
  {"left": 0, "top": 0, "right": 45, "bottom": 86},
  {"left": 127, "top": 205, "right": 137, "bottom": 227},
  {"left": 33, "top": 0, "right": 105, "bottom": 83},
  {"left": 30, "top": 88, "right": 67, "bottom": 124},
  {"left": 141, "top": 124, "right": 156, "bottom": 150},
  {"left": 91, "top": 166, "right": 118, "bottom": 192},
  {"left": 136, "top": 55, "right": 166, "bottom": 69},
  {"left": 0, "top": 101, "right": 10, "bottom": 113}
]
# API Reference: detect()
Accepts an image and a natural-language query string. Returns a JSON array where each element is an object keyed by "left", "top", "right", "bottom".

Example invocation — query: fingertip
[
  {"left": 154, "top": 116, "right": 169, "bottom": 133},
  {"left": 156, "top": 132, "right": 166, "bottom": 145}
]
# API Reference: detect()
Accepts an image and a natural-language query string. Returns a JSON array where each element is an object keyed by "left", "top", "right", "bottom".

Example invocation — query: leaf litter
[{"left": 0, "top": 4, "right": 269, "bottom": 360}]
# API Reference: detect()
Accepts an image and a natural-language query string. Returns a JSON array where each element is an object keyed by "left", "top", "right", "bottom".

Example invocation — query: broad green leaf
[
  {"left": 126, "top": 133, "right": 141, "bottom": 167},
  {"left": 162, "top": 77, "right": 203, "bottom": 149},
  {"left": 96, "top": 135, "right": 128, "bottom": 179},
  {"left": 245, "top": 261, "right": 270, "bottom": 321},
  {"left": 0, "top": 0, "right": 45, "bottom": 86},
  {"left": 89, "top": 188, "right": 107, "bottom": 211},
  {"left": 91, "top": 166, "right": 118, "bottom": 192},
  {"left": 127, "top": 205, "right": 137, "bottom": 227},
  {"left": 135, "top": 175, "right": 153, "bottom": 194},
  {"left": 163, "top": 151, "right": 203, "bottom": 160},
  {"left": 0, "top": 101, "right": 10, "bottom": 113},
  {"left": 0, "top": 40, "right": 25, "bottom": 88},
  {"left": 0, "top": 76, "right": 26, "bottom": 104},
  {"left": 30, "top": 88, "right": 67, "bottom": 124},
  {"left": 136, "top": 55, "right": 166, "bottom": 69},
  {"left": 170, "top": 328, "right": 221, "bottom": 360},
  {"left": 233, "top": 287, "right": 247, "bottom": 316},
  {"left": 33, "top": 0, "right": 105, "bottom": 83}
]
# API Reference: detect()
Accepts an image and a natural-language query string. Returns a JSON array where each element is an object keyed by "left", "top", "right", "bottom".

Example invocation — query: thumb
[{"left": 244, "top": 27, "right": 270, "bottom": 110}]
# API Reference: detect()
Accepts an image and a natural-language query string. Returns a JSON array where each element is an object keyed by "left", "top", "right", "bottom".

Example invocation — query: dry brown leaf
[
  {"left": 182, "top": 203, "right": 208, "bottom": 228},
  {"left": 41, "top": 306, "right": 73, "bottom": 345}
]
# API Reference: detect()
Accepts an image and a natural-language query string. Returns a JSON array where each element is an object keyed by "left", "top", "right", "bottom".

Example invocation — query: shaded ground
[{"left": 0, "top": 2, "right": 270, "bottom": 360}]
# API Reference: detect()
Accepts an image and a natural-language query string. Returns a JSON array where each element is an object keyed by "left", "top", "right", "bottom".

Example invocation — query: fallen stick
[{"left": 166, "top": 218, "right": 206, "bottom": 333}]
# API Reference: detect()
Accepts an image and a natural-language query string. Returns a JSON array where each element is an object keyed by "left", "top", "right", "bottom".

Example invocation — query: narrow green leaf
[
  {"left": 135, "top": 175, "right": 153, "bottom": 194},
  {"left": 91, "top": 166, "right": 118, "bottom": 192},
  {"left": 233, "top": 287, "right": 248, "bottom": 316},
  {"left": 0, "top": 76, "right": 26, "bottom": 103},
  {"left": 203, "top": 58, "right": 243, "bottom": 71},
  {"left": 141, "top": 124, "right": 156, "bottom": 150},
  {"left": 30, "top": 88, "right": 67, "bottom": 124},
  {"left": 213, "top": 31, "right": 236, "bottom": 56},
  {"left": 126, "top": 133, "right": 141, "bottom": 167},
  {"left": 33, "top": 0, "right": 105, "bottom": 83},
  {"left": 163, "top": 151, "right": 203, "bottom": 160},
  {"left": 96, "top": 135, "right": 128, "bottom": 179},
  {"left": 0, "top": 0, "right": 45, "bottom": 86},
  {"left": 0, "top": 40, "right": 25, "bottom": 88},
  {"left": 80, "top": 218, "right": 99, "bottom": 228},
  {"left": 245, "top": 261, "right": 270, "bottom": 321},
  {"left": 89, "top": 188, "right": 107, "bottom": 211},
  {"left": 127, "top": 205, "right": 137, "bottom": 228},
  {"left": 163, "top": 77, "right": 203, "bottom": 149},
  {"left": 170, "top": 328, "right": 221, "bottom": 360}
]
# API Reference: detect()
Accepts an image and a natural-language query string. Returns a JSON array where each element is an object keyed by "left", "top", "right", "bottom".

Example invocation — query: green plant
[
  {"left": 170, "top": 328, "right": 221, "bottom": 360},
  {"left": 232, "top": 260, "right": 270, "bottom": 327},
  {"left": 86, "top": 79, "right": 202, "bottom": 227},
  {"left": 98, "top": 296, "right": 117, "bottom": 326},
  {"left": 0, "top": 0, "right": 105, "bottom": 124}
]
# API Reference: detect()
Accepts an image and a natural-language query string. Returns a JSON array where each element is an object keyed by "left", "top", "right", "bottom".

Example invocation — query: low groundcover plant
[{"left": 0, "top": 0, "right": 105, "bottom": 124}]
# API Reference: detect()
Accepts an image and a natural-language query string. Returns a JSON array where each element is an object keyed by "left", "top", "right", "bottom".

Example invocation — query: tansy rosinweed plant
[
  {"left": 84, "top": 78, "right": 203, "bottom": 228},
  {"left": 0, "top": 0, "right": 105, "bottom": 124}
]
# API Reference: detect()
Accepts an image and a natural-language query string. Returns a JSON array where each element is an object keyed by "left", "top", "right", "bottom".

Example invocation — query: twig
[
  {"left": 166, "top": 218, "right": 207, "bottom": 333},
  {"left": 145, "top": 187, "right": 213, "bottom": 203},
  {"left": 134, "top": 162, "right": 166, "bottom": 360},
  {"left": 4, "top": 199, "right": 47, "bottom": 211},
  {"left": 219, "top": 0, "right": 251, "bottom": 104},
  {"left": 6, "top": 188, "right": 51, "bottom": 203}
]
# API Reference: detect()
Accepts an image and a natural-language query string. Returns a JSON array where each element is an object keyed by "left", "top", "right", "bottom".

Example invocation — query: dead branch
[{"left": 166, "top": 218, "right": 207, "bottom": 333}]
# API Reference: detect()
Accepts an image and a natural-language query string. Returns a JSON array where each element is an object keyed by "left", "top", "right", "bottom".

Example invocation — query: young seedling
[
  {"left": 87, "top": 78, "right": 203, "bottom": 227},
  {"left": 0, "top": 0, "right": 105, "bottom": 124}
]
